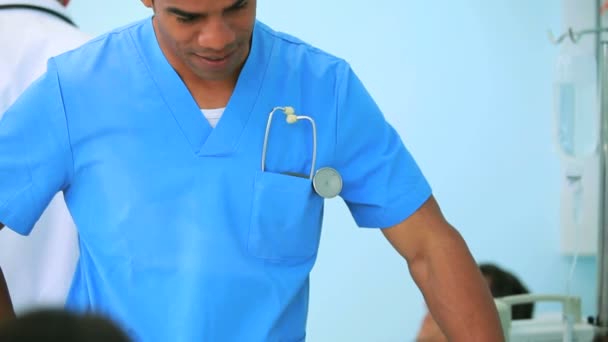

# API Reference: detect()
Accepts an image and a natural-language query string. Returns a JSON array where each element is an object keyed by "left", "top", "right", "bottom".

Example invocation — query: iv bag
[
  {"left": 554, "top": 49, "right": 601, "bottom": 256},
  {"left": 554, "top": 52, "right": 599, "bottom": 158}
]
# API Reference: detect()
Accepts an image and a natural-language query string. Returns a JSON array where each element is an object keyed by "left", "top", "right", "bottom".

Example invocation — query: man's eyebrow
[
  {"left": 224, "top": 0, "right": 247, "bottom": 11},
  {"left": 165, "top": 7, "right": 202, "bottom": 18},
  {"left": 165, "top": 0, "right": 247, "bottom": 17}
]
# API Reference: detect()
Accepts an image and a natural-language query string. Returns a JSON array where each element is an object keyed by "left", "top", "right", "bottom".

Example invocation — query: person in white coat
[{"left": 0, "top": 0, "right": 90, "bottom": 314}]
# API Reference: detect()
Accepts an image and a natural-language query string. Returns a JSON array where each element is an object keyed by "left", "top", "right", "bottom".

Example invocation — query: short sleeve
[
  {"left": 335, "top": 64, "right": 432, "bottom": 228},
  {"left": 0, "top": 59, "right": 73, "bottom": 235}
]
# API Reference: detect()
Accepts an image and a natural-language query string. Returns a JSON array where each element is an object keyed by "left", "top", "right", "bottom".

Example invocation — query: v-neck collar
[{"left": 131, "top": 18, "right": 273, "bottom": 157}]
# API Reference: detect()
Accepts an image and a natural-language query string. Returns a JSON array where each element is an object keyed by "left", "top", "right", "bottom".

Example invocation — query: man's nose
[{"left": 197, "top": 17, "right": 235, "bottom": 52}]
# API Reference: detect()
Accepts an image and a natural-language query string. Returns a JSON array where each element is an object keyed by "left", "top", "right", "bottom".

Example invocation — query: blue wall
[{"left": 67, "top": 1, "right": 595, "bottom": 340}]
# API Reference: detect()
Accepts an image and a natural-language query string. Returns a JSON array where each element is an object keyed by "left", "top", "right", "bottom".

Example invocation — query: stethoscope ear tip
[
  {"left": 283, "top": 106, "right": 295, "bottom": 115},
  {"left": 286, "top": 114, "right": 298, "bottom": 124}
]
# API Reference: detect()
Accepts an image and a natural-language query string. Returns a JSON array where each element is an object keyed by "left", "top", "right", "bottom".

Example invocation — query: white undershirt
[{"left": 201, "top": 108, "right": 226, "bottom": 128}]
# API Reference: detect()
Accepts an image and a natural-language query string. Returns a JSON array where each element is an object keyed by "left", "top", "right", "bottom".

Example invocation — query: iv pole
[
  {"left": 595, "top": 0, "right": 608, "bottom": 334},
  {"left": 550, "top": 0, "right": 608, "bottom": 336}
]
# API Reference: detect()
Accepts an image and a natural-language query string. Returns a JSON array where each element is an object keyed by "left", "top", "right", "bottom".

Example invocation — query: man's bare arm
[
  {"left": 0, "top": 222, "right": 15, "bottom": 320},
  {"left": 382, "top": 196, "right": 503, "bottom": 342},
  {"left": 0, "top": 266, "right": 15, "bottom": 321}
]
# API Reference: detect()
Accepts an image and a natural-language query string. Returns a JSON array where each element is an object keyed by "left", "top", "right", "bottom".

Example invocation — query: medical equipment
[
  {"left": 554, "top": 50, "right": 600, "bottom": 256},
  {"left": 553, "top": 1, "right": 601, "bottom": 256},
  {"left": 0, "top": 4, "right": 75, "bottom": 26},
  {"left": 261, "top": 106, "right": 343, "bottom": 199},
  {"left": 548, "top": 1, "right": 608, "bottom": 338},
  {"left": 495, "top": 294, "right": 598, "bottom": 342}
]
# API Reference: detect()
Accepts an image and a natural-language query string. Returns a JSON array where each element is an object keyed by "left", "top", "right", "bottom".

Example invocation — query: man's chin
[
  {"left": 183, "top": 57, "right": 242, "bottom": 83},
  {"left": 187, "top": 62, "right": 241, "bottom": 82},
  {"left": 192, "top": 70, "right": 234, "bottom": 82}
]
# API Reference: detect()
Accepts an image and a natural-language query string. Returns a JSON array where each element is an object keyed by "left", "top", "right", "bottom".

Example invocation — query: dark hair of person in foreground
[{"left": 0, "top": 308, "right": 131, "bottom": 342}]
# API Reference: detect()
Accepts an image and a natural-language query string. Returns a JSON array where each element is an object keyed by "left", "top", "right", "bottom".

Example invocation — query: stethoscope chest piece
[{"left": 313, "top": 167, "right": 342, "bottom": 199}]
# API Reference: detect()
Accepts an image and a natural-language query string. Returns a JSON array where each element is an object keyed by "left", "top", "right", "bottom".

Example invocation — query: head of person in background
[
  {"left": 0, "top": 308, "right": 131, "bottom": 342},
  {"left": 479, "top": 263, "right": 533, "bottom": 319},
  {"left": 416, "top": 263, "right": 533, "bottom": 342}
]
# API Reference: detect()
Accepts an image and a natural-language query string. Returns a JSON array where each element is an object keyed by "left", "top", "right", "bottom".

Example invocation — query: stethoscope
[
  {"left": 0, "top": 4, "right": 75, "bottom": 26},
  {"left": 262, "top": 107, "right": 343, "bottom": 199}
]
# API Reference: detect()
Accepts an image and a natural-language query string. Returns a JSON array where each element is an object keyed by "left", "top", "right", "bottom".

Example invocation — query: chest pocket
[{"left": 248, "top": 170, "right": 324, "bottom": 262}]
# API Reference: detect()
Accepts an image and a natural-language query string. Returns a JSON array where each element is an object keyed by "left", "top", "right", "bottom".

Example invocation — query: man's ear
[
  {"left": 141, "top": 0, "right": 153, "bottom": 8},
  {"left": 61, "top": 0, "right": 70, "bottom": 6}
]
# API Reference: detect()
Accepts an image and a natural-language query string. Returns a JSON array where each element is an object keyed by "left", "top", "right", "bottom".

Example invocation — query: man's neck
[{"left": 185, "top": 77, "right": 237, "bottom": 109}]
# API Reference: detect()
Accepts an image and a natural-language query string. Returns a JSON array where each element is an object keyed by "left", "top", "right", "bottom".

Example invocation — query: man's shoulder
[{"left": 257, "top": 21, "right": 348, "bottom": 70}]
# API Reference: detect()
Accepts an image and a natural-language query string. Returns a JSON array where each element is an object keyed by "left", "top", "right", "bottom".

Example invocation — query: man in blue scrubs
[{"left": 0, "top": 0, "right": 504, "bottom": 341}]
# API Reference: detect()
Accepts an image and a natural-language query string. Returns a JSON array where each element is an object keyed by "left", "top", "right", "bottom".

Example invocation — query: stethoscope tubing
[
  {"left": 0, "top": 4, "right": 76, "bottom": 26},
  {"left": 261, "top": 107, "right": 317, "bottom": 180}
]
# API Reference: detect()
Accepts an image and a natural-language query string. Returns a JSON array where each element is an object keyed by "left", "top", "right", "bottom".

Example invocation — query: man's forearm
[
  {"left": 0, "top": 266, "right": 15, "bottom": 320},
  {"left": 410, "top": 228, "right": 504, "bottom": 342}
]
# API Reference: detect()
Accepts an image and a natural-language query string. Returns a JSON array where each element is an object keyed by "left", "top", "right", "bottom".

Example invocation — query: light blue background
[{"left": 67, "top": 1, "right": 596, "bottom": 340}]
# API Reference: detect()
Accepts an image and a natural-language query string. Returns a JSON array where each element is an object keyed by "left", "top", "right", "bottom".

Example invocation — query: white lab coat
[{"left": 0, "top": 0, "right": 90, "bottom": 314}]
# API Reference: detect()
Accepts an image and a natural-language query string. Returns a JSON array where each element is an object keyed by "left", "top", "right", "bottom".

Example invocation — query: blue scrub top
[{"left": 0, "top": 17, "right": 431, "bottom": 342}]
